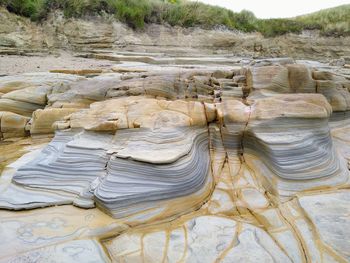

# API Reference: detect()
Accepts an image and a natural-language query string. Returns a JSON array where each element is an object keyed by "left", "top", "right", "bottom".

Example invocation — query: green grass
[
  {"left": 0, "top": 0, "right": 47, "bottom": 20},
  {"left": 0, "top": 0, "right": 258, "bottom": 30},
  {"left": 254, "top": 19, "right": 305, "bottom": 38},
  {"left": 296, "top": 4, "right": 350, "bottom": 36},
  {"left": 0, "top": 0, "right": 349, "bottom": 37}
]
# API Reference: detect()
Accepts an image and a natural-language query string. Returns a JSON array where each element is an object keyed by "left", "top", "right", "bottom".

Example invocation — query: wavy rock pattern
[
  {"left": 219, "top": 94, "right": 349, "bottom": 197},
  {"left": 9, "top": 130, "right": 113, "bottom": 208},
  {"left": 95, "top": 127, "right": 211, "bottom": 220},
  {"left": 5, "top": 124, "right": 213, "bottom": 221}
]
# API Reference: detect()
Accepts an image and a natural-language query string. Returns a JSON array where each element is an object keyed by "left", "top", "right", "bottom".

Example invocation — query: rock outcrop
[
  {"left": 0, "top": 56, "right": 350, "bottom": 262},
  {"left": 219, "top": 94, "right": 348, "bottom": 198}
]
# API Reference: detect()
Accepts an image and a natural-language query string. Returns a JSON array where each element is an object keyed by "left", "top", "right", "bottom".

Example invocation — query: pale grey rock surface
[{"left": 299, "top": 191, "right": 350, "bottom": 261}]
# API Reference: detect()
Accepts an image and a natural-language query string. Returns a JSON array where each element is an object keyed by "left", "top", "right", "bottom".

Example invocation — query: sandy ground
[{"left": 0, "top": 51, "right": 116, "bottom": 76}]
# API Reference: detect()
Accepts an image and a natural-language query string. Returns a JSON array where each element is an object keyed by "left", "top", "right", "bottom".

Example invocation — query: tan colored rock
[
  {"left": 343, "top": 82, "right": 350, "bottom": 92},
  {"left": 0, "top": 73, "right": 82, "bottom": 94},
  {"left": 0, "top": 81, "right": 33, "bottom": 94},
  {"left": 247, "top": 65, "right": 284, "bottom": 90},
  {"left": 111, "top": 67, "right": 147, "bottom": 73},
  {"left": 312, "top": 70, "right": 334, "bottom": 80},
  {"left": 247, "top": 64, "right": 317, "bottom": 94},
  {"left": 30, "top": 108, "right": 79, "bottom": 134},
  {"left": 211, "top": 69, "right": 234, "bottom": 79},
  {"left": 105, "top": 72, "right": 218, "bottom": 101},
  {"left": 0, "top": 98, "right": 43, "bottom": 116},
  {"left": 50, "top": 100, "right": 93, "bottom": 109},
  {"left": 317, "top": 80, "right": 350, "bottom": 111},
  {"left": 217, "top": 99, "right": 250, "bottom": 123},
  {"left": 66, "top": 97, "right": 210, "bottom": 131},
  {"left": 247, "top": 64, "right": 350, "bottom": 113},
  {"left": 47, "top": 75, "right": 121, "bottom": 107},
  {"left": 204, "top": 102, "right": 217, "bottom": 122},
  {"left": 68, "top": 99, "right": 128, "bottom": 131},
  {"left": 2, "top": 86, "right": 51, "bottom": 105},
  {"left": 287, "top": 64, "right": 316, "bottom": 93},
  {"left": 251, "top": 94, "right": 332, "bottom": 119},
  {"left": 49, "top": 69, "right": 103, "bottom": 75},
  {"left": 0, "top": 111, "right": 30, "bottom": 138}
]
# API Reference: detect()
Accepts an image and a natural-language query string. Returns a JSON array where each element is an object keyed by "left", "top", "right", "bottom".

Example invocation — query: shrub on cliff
[
  {"left": 0, "top": 0, "right": 47, "bottom": 20},
  {"left": 255, "top": 19, "right": 304, "bottom": 37}
]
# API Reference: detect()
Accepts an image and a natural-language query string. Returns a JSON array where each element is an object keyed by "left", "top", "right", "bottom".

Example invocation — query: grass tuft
[{"left": 296, "top": 4, "right": 350, "bottom": 36}]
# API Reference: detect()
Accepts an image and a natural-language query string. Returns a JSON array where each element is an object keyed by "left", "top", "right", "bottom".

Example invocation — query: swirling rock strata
[
  {"left": 219, "top": 94, "right": 349, "bottom": 197},
  {"left": 11, "top": 130, "right": 112, "bottom": 208},
  {"left": 95, "top": 127, "right": 211, "bottom": 220},
  {"left": 8, "top": 124, "right": 212, "bottom": 221}
]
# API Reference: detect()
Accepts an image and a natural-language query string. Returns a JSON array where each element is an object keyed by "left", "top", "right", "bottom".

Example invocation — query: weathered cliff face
[
  {"left": 0, "top": 51, "right": 350, "bottom": 262},
  {"left": 1, "top": 7, "right": 350, "bottom": 61}
]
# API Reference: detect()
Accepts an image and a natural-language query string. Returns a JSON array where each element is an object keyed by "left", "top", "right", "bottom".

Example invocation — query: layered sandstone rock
[
  {"left": 218, "top": 94, "right": 348, "bottom": 198},
  {"left": 0, "top": 73, "right": 83, "bottom": 138},
  {"left": 247, "top": 64, "right": 350, "bottom": 113},
  {"left": 1, "top": 7, "right": 350, "bottom": 61},
  {"left": 1, "top": 97, "right": 217, "bottom": 223},
  {"left": 0, "top": 59, "right": 350, "bottom": 262},
  {"left": 30, "top": 108, "right": 79, "bottom": 134},
  {"left": 95, "top": 127, "right": 212, "bottom": 221},
  {"left": 60, "top": 97, "right": 215, "bottom": 131},
  {"left": 0, "top": 111, "right": 30, "bottom": 139}
]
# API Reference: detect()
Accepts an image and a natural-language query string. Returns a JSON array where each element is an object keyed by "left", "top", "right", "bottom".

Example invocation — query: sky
[{"left": 195, "top": 0, "right": 350, "bottom": 18}]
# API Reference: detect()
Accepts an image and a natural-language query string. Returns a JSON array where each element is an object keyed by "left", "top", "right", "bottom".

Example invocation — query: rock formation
[{"left": 0, "top": 53, "right": 350, "bottom": 262}]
